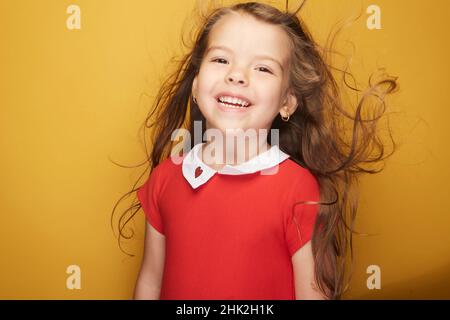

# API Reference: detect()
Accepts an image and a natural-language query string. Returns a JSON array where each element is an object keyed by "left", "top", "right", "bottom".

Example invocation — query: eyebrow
[{"left": 206, "top": 45, "right": 284, "bottom": 73}]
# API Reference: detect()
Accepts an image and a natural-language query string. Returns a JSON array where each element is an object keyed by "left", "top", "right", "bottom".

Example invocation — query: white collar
[{"left": 182, "top": 143, "right": 290, "bottom": 189}]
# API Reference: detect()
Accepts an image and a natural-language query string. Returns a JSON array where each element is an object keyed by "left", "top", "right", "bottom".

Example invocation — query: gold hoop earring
[{"left": 281, "top": 112, "right": 290, "bottom": 122}]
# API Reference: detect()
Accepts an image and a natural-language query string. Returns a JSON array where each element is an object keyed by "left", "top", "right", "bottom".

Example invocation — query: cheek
[
  {"left": 196, "top": 72, "right": 217, "bottom": 94},
  {"left": 199, "top": 62, "right": 219, "bottom": 79},
  {"left": 258, "top": 83, "right": 283, "bottom": 105}
]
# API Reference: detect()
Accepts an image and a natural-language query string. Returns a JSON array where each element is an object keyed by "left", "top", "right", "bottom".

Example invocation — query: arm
[
  {"left": 133, "top": 221, "right": 166, "bottom": 300},
  {"left": 291, "top": 241, "right": 328, "bottom": 300}
]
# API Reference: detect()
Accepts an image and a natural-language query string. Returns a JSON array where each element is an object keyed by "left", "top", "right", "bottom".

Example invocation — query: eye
[
  {"left": 211, "top": 58, "right": 273, "bottom": 74},
  {"left": 212, "top": 58, "right": 228, "bottom": 64},
  {"left": 256, "top": 66, "right": 273, "bottom": 74}
]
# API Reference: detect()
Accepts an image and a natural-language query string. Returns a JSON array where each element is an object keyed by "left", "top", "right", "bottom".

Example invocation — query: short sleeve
[
  {"left": 136, "top": 167, "right": 164, "bottom": 235},
  {"left": 284, "top": 172, "right": 320, "bottom": 256}
]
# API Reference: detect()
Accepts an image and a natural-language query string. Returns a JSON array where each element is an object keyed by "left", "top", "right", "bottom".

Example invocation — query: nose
[{"left": 225, "top": 70, "right": 248, "bottom": 86}]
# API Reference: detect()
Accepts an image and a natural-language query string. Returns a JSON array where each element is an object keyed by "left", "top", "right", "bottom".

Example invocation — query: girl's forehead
[{"left": 208, "top": 13, "right": 291, "bottom": 63}]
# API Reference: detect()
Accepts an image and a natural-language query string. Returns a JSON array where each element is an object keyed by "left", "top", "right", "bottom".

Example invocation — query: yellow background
[{"left": 0, "top": 0, "right": 449, "bottom": 299}]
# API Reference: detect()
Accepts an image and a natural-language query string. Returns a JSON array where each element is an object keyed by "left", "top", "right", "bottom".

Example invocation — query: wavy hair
[{"left": 111, "top": 0, "right": 399, "bottom": 300}]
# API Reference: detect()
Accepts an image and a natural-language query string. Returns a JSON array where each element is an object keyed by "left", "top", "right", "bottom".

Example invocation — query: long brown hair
[{"left": 111, "top": 0, "right": 399, "bottom": 300}]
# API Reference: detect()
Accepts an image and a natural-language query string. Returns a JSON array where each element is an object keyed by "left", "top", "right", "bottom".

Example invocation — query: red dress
[{"left": 137, "top": 143, "right": 320, "bottom": 300}]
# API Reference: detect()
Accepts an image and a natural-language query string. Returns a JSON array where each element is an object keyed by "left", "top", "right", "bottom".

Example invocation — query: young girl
[{"left": 112, "top": 1, "right": 398, "bottom": 300}]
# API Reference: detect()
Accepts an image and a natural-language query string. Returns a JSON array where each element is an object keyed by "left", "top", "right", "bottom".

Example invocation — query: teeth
[
  {"left": 218, "top": 96, "right": 250, "bottom": 107},
  {"left": 219, "top": 101, "right": 246, "bottom": 109}
]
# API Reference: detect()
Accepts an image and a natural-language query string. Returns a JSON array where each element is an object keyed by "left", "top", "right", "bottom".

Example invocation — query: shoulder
[
  {"left": 282, "top": 159, "right": 319, "bottom": 186},
  {"left": 140, "top": 156, "right": 182, "bottom": 193},
  {"left": 282, "top": 158, "right": 320, "bottom": 200},
  {"left": 151, "top": 155, "right": 182, "bottom": 178}
]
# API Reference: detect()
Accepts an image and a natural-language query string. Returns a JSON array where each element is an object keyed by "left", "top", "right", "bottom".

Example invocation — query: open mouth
[{"left": 216, "top": 96, "right": 252, "bottom": 109}]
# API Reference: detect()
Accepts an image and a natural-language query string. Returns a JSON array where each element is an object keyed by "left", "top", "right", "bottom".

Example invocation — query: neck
[{"left": 200, "top": 135, "right": 270, "bottom": 171}]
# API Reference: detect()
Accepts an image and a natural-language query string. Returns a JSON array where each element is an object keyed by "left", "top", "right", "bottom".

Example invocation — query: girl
[{"left": 112, "top": 1, "right": 398, "bottom": 300}]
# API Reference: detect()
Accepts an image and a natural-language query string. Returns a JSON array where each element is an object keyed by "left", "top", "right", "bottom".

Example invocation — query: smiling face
[{"left": 192, "top": 11, "right": 298, "bottom": 134}]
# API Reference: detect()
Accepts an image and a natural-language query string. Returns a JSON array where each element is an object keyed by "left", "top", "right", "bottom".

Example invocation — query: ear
[
  {"left": 279, "top": 89, "right": 298, "bottom": 118},
  {"left": 192, "top": 76, "right": 198, "bottom": 99}
]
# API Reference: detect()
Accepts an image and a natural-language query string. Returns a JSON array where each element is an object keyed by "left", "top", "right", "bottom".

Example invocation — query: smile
[
  {"left": 216, "top": 98, "right": 252, "bottom": 112},
  {"left": 217, "top": 96, "right": 251, "bottom": 108}
]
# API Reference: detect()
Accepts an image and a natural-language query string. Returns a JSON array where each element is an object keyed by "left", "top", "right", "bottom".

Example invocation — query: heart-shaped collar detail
[{"left": 195, "top": 166, "right": 203, "bottom": 178}]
